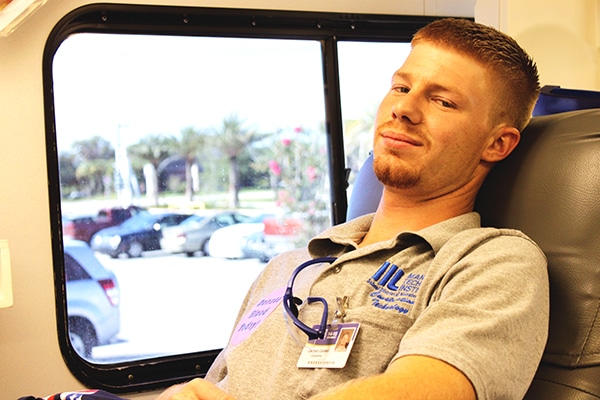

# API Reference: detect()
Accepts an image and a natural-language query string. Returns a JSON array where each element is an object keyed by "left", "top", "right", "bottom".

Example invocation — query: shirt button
[{"left": 334, "top": 266, "right": 342, "bottom": 273}]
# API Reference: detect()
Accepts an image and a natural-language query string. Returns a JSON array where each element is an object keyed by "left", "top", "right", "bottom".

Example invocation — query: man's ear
[{"left": 482, "top": 126, "right": 520, "bottom": 163}]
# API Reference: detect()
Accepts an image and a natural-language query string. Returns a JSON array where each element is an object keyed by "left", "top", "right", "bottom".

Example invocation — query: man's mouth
[{"left": 380, "top": 131, "right": 423, "bottom": 148}]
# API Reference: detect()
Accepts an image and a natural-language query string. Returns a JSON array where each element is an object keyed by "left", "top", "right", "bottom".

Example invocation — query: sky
[{"left": 52, "top": 33, "right": 411, "bottom": 152}]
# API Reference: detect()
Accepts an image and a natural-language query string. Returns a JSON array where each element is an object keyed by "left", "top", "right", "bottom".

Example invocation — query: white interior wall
[{"left": 477, "top": 0, "right": 600, "bottom": 90}]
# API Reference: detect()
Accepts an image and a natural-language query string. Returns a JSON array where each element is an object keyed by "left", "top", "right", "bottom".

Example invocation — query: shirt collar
[
  {"left": 308, "top": 212, "right": 481, "bottom": 257},
  {"left": 417, "top": 212, "right": 481, "bottom": 253}
]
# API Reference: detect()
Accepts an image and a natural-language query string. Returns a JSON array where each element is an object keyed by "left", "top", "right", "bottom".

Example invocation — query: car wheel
[
  {"left": 69, "top": 317, "right": 97, "bottom": 358},
  {"left": 127, "top": 240, "right": 144, "bottom": 258},
  {"left": 200, "top": 240, "right": 210, "bottom": 257}
]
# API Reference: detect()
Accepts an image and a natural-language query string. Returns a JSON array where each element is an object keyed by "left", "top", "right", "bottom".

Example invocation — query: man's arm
[
  {"left": 156, "top": 355, "right": 475, "bottom": 400},
  {"left": 156, "top": 379, "right": 235, "bottom": 400},
  {"left": 309, "top": 355, "right": 476, "bottom": 400}
]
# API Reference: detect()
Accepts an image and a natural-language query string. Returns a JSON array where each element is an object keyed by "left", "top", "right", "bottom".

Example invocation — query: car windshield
[
  {"left": 248, "top": 214, "right": 273, "bottom": 223},
  {"left": 117, "top": 213, "right": 158, "bottom": 230},
  {"left": 179, "top": 214, "right": 205, "bottom": 227}
]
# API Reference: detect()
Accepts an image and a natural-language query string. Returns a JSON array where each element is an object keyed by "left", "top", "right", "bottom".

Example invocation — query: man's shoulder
[
  {"left": 254, "top": 247, "right": 311, "bottom": 284},
  {"left": 443, "top": 226, "right": 547, "bottom": 266},
  {"left": 456, "top": 226, "right": 541, "bottom": 247}
]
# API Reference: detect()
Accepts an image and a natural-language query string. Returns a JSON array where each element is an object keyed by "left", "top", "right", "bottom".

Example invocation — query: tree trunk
[
  {"left": 143, "top": 163, "right": 159, "bottom": 206},
  {"left": 228, "top": 156, "right": 240, "bottom": 208},
  {"left": 185, "top": 159, "right": 194, "bottom": 202}
]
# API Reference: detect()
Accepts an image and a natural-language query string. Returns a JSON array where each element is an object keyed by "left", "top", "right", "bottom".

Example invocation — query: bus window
[
  {"left": 43, "top": 3, "right": 438, "bottom": 392},
  {"left": 53, "top": 33, "right": 327, "bottom": 362},
  {"left": 338, "top": 41, "right": 412, "bottom": 191}
]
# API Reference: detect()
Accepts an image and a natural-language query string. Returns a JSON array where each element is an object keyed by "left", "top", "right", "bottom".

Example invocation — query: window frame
[{"left": 43, "top": 3, "right": 440, "bottom": 393}]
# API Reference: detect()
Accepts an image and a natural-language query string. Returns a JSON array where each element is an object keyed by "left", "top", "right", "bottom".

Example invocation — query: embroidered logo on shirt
[{"left": 367, "top": 261, "right": 424, "bottom": 314}]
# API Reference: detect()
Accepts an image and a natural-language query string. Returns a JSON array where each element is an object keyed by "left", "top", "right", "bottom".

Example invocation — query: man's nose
[{"left": 390, "top": 91, "right": 423, "bottom": 124}]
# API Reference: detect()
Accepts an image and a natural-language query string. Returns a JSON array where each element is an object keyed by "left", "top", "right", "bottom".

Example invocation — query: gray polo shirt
[{"left": 206, "top": 212, "right": 549, "bottom": 399}]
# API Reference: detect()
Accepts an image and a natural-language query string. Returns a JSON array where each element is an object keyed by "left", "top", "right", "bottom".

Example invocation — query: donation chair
[{"left": 346, "top": 107, "right": 600, "bottom": 398}]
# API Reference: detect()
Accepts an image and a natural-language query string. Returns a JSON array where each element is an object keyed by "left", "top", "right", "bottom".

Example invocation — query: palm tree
[
  {"left": 70, "top": 136, "right": 115, "bottom": 196},
  {"left": 210, "top": 114, "right": 267, "bottom": 208},
  {"left": 170, "top": 127, "right": 206, "bottom": 202},
  {"left": 128, "top": 135, "right": 173, "bottom": 206}
]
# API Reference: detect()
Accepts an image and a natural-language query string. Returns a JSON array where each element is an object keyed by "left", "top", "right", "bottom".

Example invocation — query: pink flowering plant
[{"left": 264, "top": 126, "right": 330, "bottom": 242}]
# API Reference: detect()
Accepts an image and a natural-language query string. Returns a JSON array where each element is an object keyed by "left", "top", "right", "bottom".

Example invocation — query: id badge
[{"left": 297, "top": 323, "right": 360, "bottom": 369}]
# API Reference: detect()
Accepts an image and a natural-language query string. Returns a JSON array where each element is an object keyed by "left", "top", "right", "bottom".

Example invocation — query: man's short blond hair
[{"left": 413, "top": 18, "right": 540, "bottom": 132}]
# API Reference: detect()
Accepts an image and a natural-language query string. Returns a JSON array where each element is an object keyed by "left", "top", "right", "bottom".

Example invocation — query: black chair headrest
[{"left": 476, "top": 109, "right": 600, "bottom": 369}]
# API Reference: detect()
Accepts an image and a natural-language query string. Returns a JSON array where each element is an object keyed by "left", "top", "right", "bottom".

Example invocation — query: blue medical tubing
[{"left": 282, "top": 257, "right": 337, "bottom": 340}]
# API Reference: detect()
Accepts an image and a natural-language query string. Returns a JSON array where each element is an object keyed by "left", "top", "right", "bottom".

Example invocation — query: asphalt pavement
[{"left": 91, "top": 251, "right": 265, "bottom": 363}]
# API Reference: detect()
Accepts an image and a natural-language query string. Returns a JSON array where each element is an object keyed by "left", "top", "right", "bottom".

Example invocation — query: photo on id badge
[{"left": 297, "top": 323, "right": 360, "bottom": 369}]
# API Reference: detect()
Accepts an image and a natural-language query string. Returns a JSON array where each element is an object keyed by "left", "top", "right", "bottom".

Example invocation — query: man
[{"left": 159, "top": 18, "right": 548, "bottom": 400}]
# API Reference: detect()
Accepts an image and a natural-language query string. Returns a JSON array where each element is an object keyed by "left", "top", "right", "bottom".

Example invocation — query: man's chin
[{"left": 372, "top": 159, "right": 418, "bottom": 189}]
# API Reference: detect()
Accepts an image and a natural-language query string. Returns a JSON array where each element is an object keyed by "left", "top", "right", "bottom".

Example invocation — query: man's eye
[
  {"left": 436, "top": 98, "right": 455, "bottom": 109},
  {"left": 393, "top": 86, "right": 409, "bottom": 94}
]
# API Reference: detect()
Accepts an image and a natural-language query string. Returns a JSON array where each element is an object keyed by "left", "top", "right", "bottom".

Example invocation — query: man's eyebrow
[{"left": 392, "top": 70, "right": 410, "bottom": 82}]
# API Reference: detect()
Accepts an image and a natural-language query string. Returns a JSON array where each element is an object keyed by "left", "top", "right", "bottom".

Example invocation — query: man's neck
[{"left": 358, "top": 188, "right": 476, "bottom": 248}]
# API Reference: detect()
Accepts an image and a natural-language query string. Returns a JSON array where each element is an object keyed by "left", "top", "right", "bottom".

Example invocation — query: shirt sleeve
[{"left": 395, "top": 229, "right": 549, "bottom": 400}]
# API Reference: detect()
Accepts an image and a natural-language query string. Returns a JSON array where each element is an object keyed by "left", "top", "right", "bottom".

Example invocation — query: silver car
[
  {"left": 64, "top": 240, "right": 121, "bottom": 358},
  {"left": 160, "top": 211, "right": 251, "bottom": 256}
]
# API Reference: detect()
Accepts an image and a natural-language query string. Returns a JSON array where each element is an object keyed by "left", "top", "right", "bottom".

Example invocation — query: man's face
[{"left": 372, "top": 42, "right": 498, "bottom": 200}]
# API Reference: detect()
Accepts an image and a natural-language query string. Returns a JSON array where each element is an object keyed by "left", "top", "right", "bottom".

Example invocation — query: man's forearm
[
  {"left": 156, "top": 378, "right": 236, "bottom": 400},
  {"left": 309, "top": 355, "right": 476, "bottom": 400}
]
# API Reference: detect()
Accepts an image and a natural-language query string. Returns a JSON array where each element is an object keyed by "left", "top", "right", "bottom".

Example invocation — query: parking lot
[{"left": 91, "top": 251, "right": 266, "bottom": 363}]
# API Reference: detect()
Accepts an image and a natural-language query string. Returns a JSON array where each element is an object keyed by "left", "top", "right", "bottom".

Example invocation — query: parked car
[
  {"left": 64, "top": 240, "right": 120, "bottom": 358},
  {"left": 90, "top": 212, "right": 189, "bottom": 258},
  {"left": 240, "top": 231, "right": 274, "bottom": 262},
  {"left": 63, "top": 205, "right": 144, "bottom": 243},
  {"left": 207, "top": 213, "right": 276, "bottom": 259},
  {"left": 241, "top": 217, "right": 303, "bottom": 262},
  {"left": 160, "top": 211, "right": 251, "bottom": 256}
]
